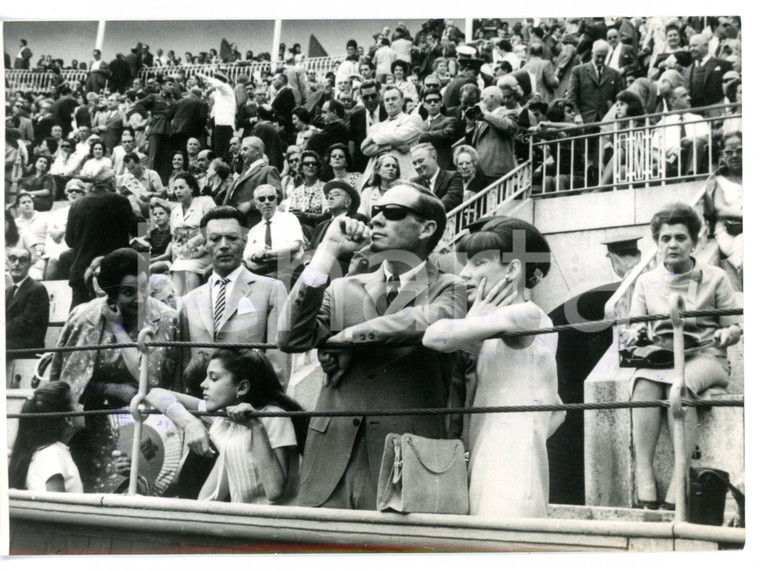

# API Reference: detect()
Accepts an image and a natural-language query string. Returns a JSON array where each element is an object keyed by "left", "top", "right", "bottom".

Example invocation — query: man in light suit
[
  {"left": 604, "top": 28, "right": 639, "bottom": 82},
  {"left": 6, "top": 247, "right": 49, "bottom": 354},
  {"left": 278, "top": 182, "right": 467, "bottom": 509},
  {"left": 410, "top": 143, "right": 463, "bottom": 212},
  {"left": 179, "top": 206, "right": 290, "bottom": 389},
  {"left": 223, "top": 136, "right": 281, "bottom": 228},
  {"left": 567, "top": 40, "right": 623, "bottom": 124}
]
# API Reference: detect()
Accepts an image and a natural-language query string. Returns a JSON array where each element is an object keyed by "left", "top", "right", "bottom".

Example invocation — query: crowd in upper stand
[{"left": 5, "top": 16, "right": 743, "bottom": 517}]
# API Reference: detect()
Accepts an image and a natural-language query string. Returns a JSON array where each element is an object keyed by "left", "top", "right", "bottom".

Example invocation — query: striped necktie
[{"left": 214, "top": 277, "right": 230, "bottom": 336}]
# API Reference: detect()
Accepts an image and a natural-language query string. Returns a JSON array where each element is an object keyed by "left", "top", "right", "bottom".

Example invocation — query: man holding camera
[{"left": 463, "top": 86, "right": 519, "bottom": 184}]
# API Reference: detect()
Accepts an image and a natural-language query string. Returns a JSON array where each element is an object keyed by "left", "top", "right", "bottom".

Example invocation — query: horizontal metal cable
[
  {"left": 5, "top": 397, "right": 744, "bottom": 420},
  {"left": 5, "top": 308, "right": 743, "bottom": 356}
]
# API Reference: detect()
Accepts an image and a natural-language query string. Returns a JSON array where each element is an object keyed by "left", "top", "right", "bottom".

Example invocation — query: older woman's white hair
[
  {"left": 453, "top": 145, "right": 480, "bottom": 167},
  {"left": 150, "top": 273, "right": 177, "bottom": 309}
]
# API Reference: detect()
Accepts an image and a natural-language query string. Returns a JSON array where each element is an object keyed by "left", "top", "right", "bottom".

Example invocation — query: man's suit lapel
[
  {"left": 433, "top": 169, "right": 447, "bottom": 198},
  {"left": 6, "top": 279, "right": 31, "bottom": 313},
  {"left": 386, "top": 261, "right": 435, "bottom": 314},
  {"left": 220, "top": 269, "right": 253, "bottom": 330},
  {"left": 702, "top": 59, "right": 717, "bottom": 90},
  {"left": 587, "top": 65, "right": 600, "bottom": 86},
  {"left": 198, "top": 284, "right": 216, "bottom": 337},
  {"left": 228, "top": 163, "right": 261, "bottom": 203},
  {"left": 362, "top": 268, "right": 387, "bottom": 315}
]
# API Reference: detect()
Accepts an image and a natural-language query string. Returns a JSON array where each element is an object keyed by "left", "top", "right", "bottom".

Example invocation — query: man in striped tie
[{"left": 177, "top": 206, "right": 290, "bottom": 391}]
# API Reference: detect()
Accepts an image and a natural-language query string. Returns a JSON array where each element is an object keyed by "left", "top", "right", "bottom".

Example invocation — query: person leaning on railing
[
  {"left": 49, "top": 248, "right": 179, "bottom": 492},
  {"left": 622, "top": 202, "right": 742, "bottom": 510}
]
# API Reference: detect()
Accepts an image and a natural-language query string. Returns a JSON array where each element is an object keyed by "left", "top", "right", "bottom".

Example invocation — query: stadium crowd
[{"left": 5, "top": 16, "right": 743, "bottom": 517}]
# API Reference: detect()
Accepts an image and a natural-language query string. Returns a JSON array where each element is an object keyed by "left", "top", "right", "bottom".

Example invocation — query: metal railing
[
  {"left": 5, "top": 56, "right": 344, "bottom": 93},
  {"left": 440, "top": 161, "right": 533, "bottom": 250},
  {"left": 530, "top": 102, "right": 741, "bottom": 197}
]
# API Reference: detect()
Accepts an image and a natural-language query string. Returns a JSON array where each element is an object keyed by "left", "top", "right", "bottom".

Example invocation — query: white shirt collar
[
  {"left": 381, "top": 259, "right": 427, "bottom": 290},
  {"left": 212, "top": 264, "right": 244, "bottom": 286},
  {"left": 245, "top": 158, "right": 266, "bottom": 174}
]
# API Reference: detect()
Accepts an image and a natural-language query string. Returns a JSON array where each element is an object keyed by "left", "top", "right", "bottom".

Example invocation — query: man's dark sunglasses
[
  {"left": 371, "top": 203, "right": 424, "bottom": 221},
  {"left": 424, "top": 98, "right": 442, "bottom": 104},
  {"left": 257, "top": 195, "right": 277, "bottom": 203},
  {"left": 361, "top": 92, "right": 379, "bottom": 100}
]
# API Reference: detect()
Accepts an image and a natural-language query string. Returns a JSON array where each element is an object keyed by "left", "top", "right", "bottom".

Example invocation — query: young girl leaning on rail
[
  {"left": 9, "top": 382, "right": 86, "bottom": 492},
  {"left": 423, "top": 217, "right": 565, "bottom": 519},
  {"left": 146, "top": 348, "right": 306, "bottom": 505}
]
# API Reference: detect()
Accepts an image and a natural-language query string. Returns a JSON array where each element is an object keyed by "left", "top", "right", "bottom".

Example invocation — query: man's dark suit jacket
[
  {"left": 305, "top": 121, "right": 350, "bottom": 159},
  {"left": 610, "top": 44, "right": 640, "bottom": 78},
  {"left": 347, "top": 105, "right": 388, "bottom": 173},
  {"left": 52, "top": 96, "right": 79, "bottom": 138},
  {"left": 225, "top": 162, "right": 282, "bottom": 228},
  {"left": 65, "top": 189, "right": 137, "bottom": 286},
  {"left": 684, "top": 57, "right": 734, "bottom": 109},
  {"left": 169, "top": 96, "right": 209, "bottom": 139},
  {"left": 252, "top": 121, "right": 284, "bottom": 172},
  {"left": 567, "top": 62, "right": 622, "bottom": 123},
  {"left": 419, "top": 114, "right": 459, "bottom": 170},
  {"left": 272, "top": 87, "right": 296, "bottom": 130},
  {"left": 412, "top": 169, "right": 464, "bottom": 212},
  {"left": 277, "top": 259, "right": 466, "bottom": 507},
  {"left": 74, "top": 104, "right": 95, "bottom": 129},
  {"left": 33, "top": 115, "right": 55, "bottom": 146},
  {"left": 6, "top": 278, "right": 49, "bottom": 351}
]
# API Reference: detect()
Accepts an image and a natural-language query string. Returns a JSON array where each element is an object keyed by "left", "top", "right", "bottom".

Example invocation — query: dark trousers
[
  {"left": 212, "top": 125, "right": 234, "bottom": 160},
  {"left": 69, "top": 279, "right": 92, "bottom": 311},
  {"left": 148, "top": 134, "right": 172, "bottom": 184}
]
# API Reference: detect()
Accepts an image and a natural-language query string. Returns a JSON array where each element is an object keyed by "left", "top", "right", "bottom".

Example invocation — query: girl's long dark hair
[
  {"left": 209, "top": 348, "right": 307, "bottom": 453},
  {"left": 9, "top": 382, "right": 72, "bottom": 489}
]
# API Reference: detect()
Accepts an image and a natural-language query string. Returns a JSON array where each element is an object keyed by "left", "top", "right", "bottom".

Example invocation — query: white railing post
[{"left": 668, "top": 293, "right": 688, "bottom": 523}]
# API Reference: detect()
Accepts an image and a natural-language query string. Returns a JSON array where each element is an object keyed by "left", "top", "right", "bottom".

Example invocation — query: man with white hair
[
  {"left": 567, "top": 39, "right": 622, "bottom": 124},
  {"left": 463, "top": 85, "right": 519, "bottom": 183},
  {"left": 225, "top": 136, "right": 282, "bottom": 228}
]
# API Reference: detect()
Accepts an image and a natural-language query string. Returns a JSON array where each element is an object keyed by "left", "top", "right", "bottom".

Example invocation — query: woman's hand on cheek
[{"left": 467, "top": 277, "right": 518, "bottom": 318}]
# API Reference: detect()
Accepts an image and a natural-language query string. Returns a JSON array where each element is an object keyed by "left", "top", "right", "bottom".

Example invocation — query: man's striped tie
[{"left": 214, "top": 277, "right": 230, "bottom": 336}]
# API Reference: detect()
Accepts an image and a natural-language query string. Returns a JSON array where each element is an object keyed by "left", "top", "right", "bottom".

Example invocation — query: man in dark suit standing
[
  {"left": 271, "top": 73, "right": 296, "bottom": 134},
  {"left": 347, "top": 80, "right": 387, "bottom": 173},
  {"left": 252, "top": 105, "right": 285, "bottom": 172},
  {"left": 65, "top": 176, "right": 137, "bottom": 309},
  {"left": 418, "top": 89, "right": 459, "bottom": 170},
  {"left": 567, "top": 40, "right": 623, "bottom": 124},
  {"left": 684, "top": 33, "right": 733, "bottom": 116},
  {"left": 74, "top": 92, "right": 99, "bottom": 130},
  {"left": 136, "top": 77, "right": 176, "bottom": 183},
  {"left": 6, "top": 247, "right": 49, "bottom": 353},
  {"left": 410, "top": 143, "right": 463, "bottom": 212},
  {"left": 14, "top": 39, "right": 33, "bottom": 70},
  {"left": 278, "top": 183, "right": 467, "bottom": 510},
  {"left": 169, "top": 87, "right": 209, "bottom": 154},
  {"left": 224, "top": 136, "right": 281, "bottom": 228}
]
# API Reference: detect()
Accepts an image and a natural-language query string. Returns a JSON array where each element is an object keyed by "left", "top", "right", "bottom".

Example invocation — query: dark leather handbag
[
  {"left": 722, "top": 218, "right": 743, "bottom": 237},
  {"left": 377, "top": 433, "right": 469, "bottom": 515},
  {"left": 688, "top": 467, "right": 745, "bottom": 527},
  {"left": 619, "top": 334, "right": 711, "bottom": 369}
]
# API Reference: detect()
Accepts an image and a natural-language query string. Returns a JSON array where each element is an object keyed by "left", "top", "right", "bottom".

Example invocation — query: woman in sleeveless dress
[{"left": 424, "top": 217, "right": 565, "bottom": 518}]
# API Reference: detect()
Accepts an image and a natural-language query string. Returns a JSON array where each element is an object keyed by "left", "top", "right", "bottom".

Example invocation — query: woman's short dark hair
[
  {"left": 616, "top": 90, "right": 645, "bottom": 118},
  {"left": 31, "top": 154, "right": 52, "bottom": 172},
  {"left": 88, "top": 139, "right": 105, "bottom": 158},
  {"left": 299, "top": 149, "right": 321, "bottom": 172},
  {"left": 326, "top": 142, "right": 351, "bottom": 169},
  {"left": 650, "top": 202, "right": 702, "bottom": 243},
  {"left": 292, "top": 106, "right": 311, "bottom": 125},
  {"left": 171, "top": 150, "right": 188, "bottom": 171},
  {"left": 209, "top": 348, "right": 307, "bottom": 452},
  {"left": 391, "top": 60, "right": 409, "bottom": 77},
  {"left": 173, "top": 171, "right": 200, "bottom": 196},
  {"left": 457, "top": 217, "right": 552, "bottom": 289},
  {"left": 98, "top": 247, "right": 141, "bottom": 300}
]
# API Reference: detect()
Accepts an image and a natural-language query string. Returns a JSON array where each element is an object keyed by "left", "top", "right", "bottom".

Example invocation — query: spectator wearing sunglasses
[
  {"left": 278, "top": 182, "right": 466, "bottom": 510},
  {"left": 418, "top": 88, "right": 459, "bottom": 170},
  {"left": 6, "top": 246, "right": 49, "bottom": 354},
  {"left": 348, "top": 81, "right": 387, "bottom": 173},
  {"left": 243, "top": 184, "right": 304, "bottom": 279}
]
